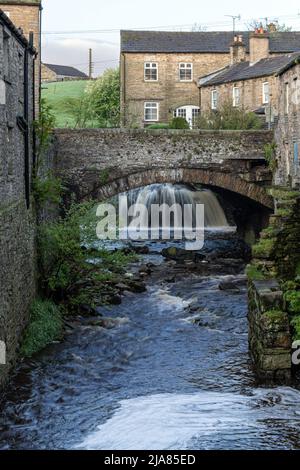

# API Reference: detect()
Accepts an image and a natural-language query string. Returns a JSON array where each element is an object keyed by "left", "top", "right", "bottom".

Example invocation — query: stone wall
[
  {"left": 51, "top": 128, "right": 273, "bottom": 207},
  {"left": 248, "top": 278, "right": 291, "bottom": 382},
  {"left": 0, "top": 11, "right": 36, "bottom": 389},
  {"left": 41, "top": 63, "right": 57, "bottom": 83},
  {"left": 275, "top": 62, "right": 300, "bottom": 189}
]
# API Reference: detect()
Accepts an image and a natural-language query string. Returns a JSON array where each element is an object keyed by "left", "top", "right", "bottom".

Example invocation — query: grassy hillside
[{"left": 41, "top": 80, "right": 95, "bottom": 128}]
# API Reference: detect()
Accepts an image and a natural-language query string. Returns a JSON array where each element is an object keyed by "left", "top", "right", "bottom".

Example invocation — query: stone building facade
[
  {"left": 0, "top": 0, "right": 42, "bottom": 111},
  {"left": 275, "top": 57, "right": 300, "bottom": 188},
  {"left": 199, "top": 31, "right": 300, "bottom": 122},
  {"left": 0, "top": 10, "right": 36, "bottom": 388},
  {"left": 121, "top": 30, "right": 300, "bottom": 128}
]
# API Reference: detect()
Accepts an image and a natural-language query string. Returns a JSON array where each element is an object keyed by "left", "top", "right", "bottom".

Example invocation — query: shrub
[
  {"left": 38, "top": 202, "right": 96, "bottom": 297},
  {"left": 87, "top": 68, "right": 120, "bottom": 127},
  {"left": 147, "top": 123, "right": 170, "bottom": 129},
  {"left": 284, "top": 290, "right": 300, "bottom": 314},
  {"left": 61, "top": 95, "right": 97, "bottom": 128},
  {"left": 20, "top": 300, "right": 63, "bottom": 357},
  {"left": 196, "top": 101, "right": 262, "bottom": 130},
  {"left": 169, "top": 117, "right": 190, "bottom": 129}
]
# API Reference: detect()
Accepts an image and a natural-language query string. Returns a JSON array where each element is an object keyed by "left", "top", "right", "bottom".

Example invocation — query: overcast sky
[{"left": 42, "top": 0, "right": 300, "bottom": 76}]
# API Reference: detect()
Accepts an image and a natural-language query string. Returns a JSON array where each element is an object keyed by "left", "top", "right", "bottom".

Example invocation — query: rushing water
[
  {"left": 126, "top": 184, "right": 229, "bottom": 229},
  {"left": 0, "top": 186, "right": 300, "bottom": 450}
]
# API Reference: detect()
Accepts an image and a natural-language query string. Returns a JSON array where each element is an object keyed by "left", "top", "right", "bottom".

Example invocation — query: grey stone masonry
[
  {"left": 0, "top": 11, "right": 36, "bottom": 389},
  {"left": 248, "top": 279, "right": 291, "bottom": 382},
  {"left": 51, "top": 128, "right": 274, "bottom": 208}
]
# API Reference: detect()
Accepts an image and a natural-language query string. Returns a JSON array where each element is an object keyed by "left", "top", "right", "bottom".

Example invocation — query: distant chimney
[
  {"left": 268, "top": 22, "right": 277, "bottom": 33},
  {"left": 249, "top": 29, "right": 270, "bottom": 64},
  {"left": 230, "top": 34, "right": 246, "bottom": 65}
]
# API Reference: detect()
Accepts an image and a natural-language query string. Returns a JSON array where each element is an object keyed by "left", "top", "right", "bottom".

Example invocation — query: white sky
[{"left": 41, "top": 0, "right": 300, "bottom": 76}]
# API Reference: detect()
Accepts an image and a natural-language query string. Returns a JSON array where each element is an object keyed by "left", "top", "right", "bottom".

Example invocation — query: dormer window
[
  {"left": 144, "top": 62, "right": 158, "bottom": 81},
  {"left": 179, "top": 63, "right": 193, "bottom": 82}
]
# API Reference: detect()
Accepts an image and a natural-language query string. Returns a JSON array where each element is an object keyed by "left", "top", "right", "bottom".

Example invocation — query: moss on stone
[
  {"left": 284, "top": 290, "right": 300, "bottom": 315},
  {"left": 252, "top": 238, "right": 276, "bottom": 258},
  {"left": 246, "top": 264, "right": 267, "bottom": 281},
  {"left": 268, "top": 187, "right": 300, "bottom": 201},
  {"left": 291, "top": 315, "right": 300, "bottom": 341}
]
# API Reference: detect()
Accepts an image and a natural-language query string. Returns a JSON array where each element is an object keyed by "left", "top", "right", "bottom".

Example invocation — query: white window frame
[
  {"left": 144, "top": 62, "right": 158, "bottom": 82},
  {"left": 262, "top": 82, "right": 269, "bottom": 104},
  {"left": 144, "top": 102, "right": 159, "bottom": 122},
  {"left": 233, "top": 86, "right": 240, "bottom": 107},
  {"left": 179, "top": 63, "right": 193, "bottom": 82},
  {"left": 211, "top": 90, "right": 218, "bottom": 110}
]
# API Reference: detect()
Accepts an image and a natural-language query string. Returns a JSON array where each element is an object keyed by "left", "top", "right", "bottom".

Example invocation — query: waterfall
[{"left": 125, "top": 184, "right": 230, "bottom": 230}]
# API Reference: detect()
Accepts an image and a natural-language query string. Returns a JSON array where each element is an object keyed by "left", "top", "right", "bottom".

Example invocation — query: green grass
[
  {"left": 41, "top": 80, "right": 94, "bottom": 128},
  {"left": 20, "top": 300, "right": 63, "bottom": 357}
]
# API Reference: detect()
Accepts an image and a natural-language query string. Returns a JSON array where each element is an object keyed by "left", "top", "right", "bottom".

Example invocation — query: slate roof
[
  {"left": 121, "top": 30, "right": 300, "bottom": 54},
  {"left": 43, "top": 64, "right": 88, "bottom": 79},
  {"left": 200, "top": 53, "right": 300, "bottom": 87}
]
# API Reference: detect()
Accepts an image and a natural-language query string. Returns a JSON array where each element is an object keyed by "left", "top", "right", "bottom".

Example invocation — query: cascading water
[{"left": 126, "top": 184, "right": 231, "bottom": 230}]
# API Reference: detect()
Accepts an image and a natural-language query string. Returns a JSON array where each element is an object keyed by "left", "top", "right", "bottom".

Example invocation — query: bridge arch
[{"left": 86, "top": 168, "right": 274, "bottom": 209}]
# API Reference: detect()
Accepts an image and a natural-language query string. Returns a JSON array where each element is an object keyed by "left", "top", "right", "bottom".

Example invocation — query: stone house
[
  {"left": 0, "top": 0, "right": 42, "bottom": 110},
  {"left": 0, "top": 9, "right": 36, "bottom": 387},
  {"left": 41, "top": 63, "right": 89, "bottom": 83},
  {"left": 274, "top": 55, "right": 300, "bottom": 188},
  {"left": 120, "top": 30, "right": 300, "bottom": 128},
  {"left": 198, "top": 31, "right": 300, "bottom": 122}
]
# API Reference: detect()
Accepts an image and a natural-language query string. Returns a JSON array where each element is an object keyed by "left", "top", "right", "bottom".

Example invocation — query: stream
[{"left": 1, "top": 185, "right": 300, "bottom": 450}]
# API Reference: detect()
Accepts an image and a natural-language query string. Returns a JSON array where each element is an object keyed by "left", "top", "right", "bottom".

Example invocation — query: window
[
  {"left": 144, "top": 62, "right": 158, "bottom": 81},
  {"left": 233, "top": 86, "right": 240, "bottom": 107},
  {"left": 294, "top": 142, "right": 299, "bottom": 166},
  {"left": 174, "top": 108, "right": 187, "bottom": 119},
  {"left": 211, "top": 90, "right": 218, "bottom": 110},
  {"left": 285, "top": 83, "right": 289, "bottom": 114},
  {"left": 262, "top": 82, "right": 269, "bottom": 104},
  {"left": 144, "top": 102, "right": 159, "bottom": 121},
  {"left": 179, "top": 63, "right": 193, "bottom": 82}
]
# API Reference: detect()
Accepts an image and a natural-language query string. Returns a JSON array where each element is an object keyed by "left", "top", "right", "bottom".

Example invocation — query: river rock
[
  {"left": 161, "top": 247, "right": 206, "bottom": 263},
  {"left": 79, "top": 304, "right": 98, "bottom": 316}
]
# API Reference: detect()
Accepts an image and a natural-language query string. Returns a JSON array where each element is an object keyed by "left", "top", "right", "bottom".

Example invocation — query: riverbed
[{"left": 1, "top": 237, "right": 300, "bottom": 450}]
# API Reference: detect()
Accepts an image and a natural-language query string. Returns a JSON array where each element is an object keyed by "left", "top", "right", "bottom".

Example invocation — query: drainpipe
[
  {"left": 121, "top": 53, "right": 126, "bottom": 127},
  {"left": 24, "top": 41, "right": 30, "bottom": 209}
]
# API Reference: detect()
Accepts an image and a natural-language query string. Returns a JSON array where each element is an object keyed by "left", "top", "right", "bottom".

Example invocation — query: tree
[
  {"left": 87, "top": 68, "right": 120, "bottom": 127},
  {"left": 246, "top": 19, "right": 292, "bottom": 32}
]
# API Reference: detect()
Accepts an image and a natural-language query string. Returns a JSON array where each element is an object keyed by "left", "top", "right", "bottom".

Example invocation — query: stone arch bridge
[{"left": 51, "top": 129, "right": 274, "bottom": 208}]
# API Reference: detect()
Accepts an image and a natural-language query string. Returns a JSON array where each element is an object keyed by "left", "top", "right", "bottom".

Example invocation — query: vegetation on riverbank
[{"left": 20, "top": 300, "right": 63, "bottom": 357}]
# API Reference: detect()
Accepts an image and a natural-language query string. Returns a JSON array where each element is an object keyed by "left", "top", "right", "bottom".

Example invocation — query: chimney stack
[
  {"left": 230, "top": 34, "right": 246, "bottom": 65},
  {"left": 249, "top": 28, "right": 270, "bottom": 65}
]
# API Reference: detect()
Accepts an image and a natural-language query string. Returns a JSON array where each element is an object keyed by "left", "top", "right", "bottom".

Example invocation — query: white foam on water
[
  {"left": 153, "top": 288, "right": 191, "bottom": 310},
  {"left": 76, "top": 388, "right": 300, "bottom": 450}
]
